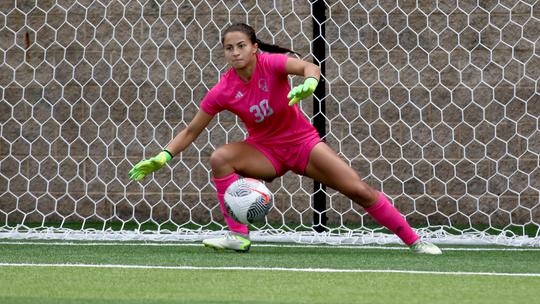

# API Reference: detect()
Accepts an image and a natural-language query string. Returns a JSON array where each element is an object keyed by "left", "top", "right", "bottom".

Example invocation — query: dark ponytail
[
  {"left": 255, "top": 39, "right": 301, "bottom": 56},
  {"left": 222, "top": 23, "right": 301, "bottom": 56}
]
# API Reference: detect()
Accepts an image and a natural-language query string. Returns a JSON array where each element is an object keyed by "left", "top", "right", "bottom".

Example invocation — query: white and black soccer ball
[{"left": 224, "top": 178, "right": 273, "bottom": 224}]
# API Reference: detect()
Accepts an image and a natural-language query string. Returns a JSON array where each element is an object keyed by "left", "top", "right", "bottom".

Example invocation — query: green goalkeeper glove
[
  {"left": 129, "top": 150, "right": 172, "bottom": 181},
  {"left": 287, "top": 77, "right": 319, "bottom": 106}
]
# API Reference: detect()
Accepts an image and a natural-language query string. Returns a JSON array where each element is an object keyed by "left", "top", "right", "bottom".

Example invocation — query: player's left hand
[{"left": 287, "top": 77, "right": 319, "bottom": 106}]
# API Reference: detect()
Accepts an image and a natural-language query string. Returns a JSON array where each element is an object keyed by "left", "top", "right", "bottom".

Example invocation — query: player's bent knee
[{"left": 209, "top": 147, "right": 233, "bottom": 172}]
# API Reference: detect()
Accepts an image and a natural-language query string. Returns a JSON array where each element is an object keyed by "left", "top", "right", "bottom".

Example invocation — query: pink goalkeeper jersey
[{"left": 200, "top": 53, "right": 319, "bottom": 145}]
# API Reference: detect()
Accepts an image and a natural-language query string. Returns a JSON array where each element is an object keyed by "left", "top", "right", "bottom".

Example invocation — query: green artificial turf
[{"left": 0, "top": 241, "right": 539, "bottom": 304}]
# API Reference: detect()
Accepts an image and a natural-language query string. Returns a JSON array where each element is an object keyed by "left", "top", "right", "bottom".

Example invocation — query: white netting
[{"left": 0, "top": 0, "right": 539, "bottom": 246}]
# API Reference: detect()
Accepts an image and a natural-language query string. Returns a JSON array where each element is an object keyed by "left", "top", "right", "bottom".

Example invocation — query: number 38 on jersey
[{"left": 249, "top": 99, "right": 274, "bottom": 123}]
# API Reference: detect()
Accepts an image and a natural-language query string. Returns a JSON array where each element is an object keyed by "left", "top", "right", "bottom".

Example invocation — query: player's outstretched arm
[{"left": 129, "top": 110, "right": 214, "bottom": 181}]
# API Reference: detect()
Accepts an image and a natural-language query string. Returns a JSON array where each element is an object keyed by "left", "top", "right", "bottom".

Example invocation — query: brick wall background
[{"left": 0, "top": 0, "right": 538, "bottom": 232}]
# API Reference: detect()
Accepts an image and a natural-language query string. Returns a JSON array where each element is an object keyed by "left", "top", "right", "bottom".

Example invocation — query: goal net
[{"left": 1, "top": 0, "right": 539, "bottom": 246}]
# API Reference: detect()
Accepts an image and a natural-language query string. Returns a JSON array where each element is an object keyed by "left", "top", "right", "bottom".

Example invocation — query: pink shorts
[{"left": 246, "top": 134, "right": 322, "bottom": 177}]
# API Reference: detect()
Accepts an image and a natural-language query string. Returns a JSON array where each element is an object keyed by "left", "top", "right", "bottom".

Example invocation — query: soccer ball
[{"left": 224, "top": 178, "right": 273, "bottom": 224}]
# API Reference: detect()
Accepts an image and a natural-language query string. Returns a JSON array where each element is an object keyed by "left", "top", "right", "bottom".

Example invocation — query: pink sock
[
  {"left": 365, "top": 192, "right": 419, "bottom": 245},
  {"left": 212, "top": 173, "right": 249, "bottom": 236}
]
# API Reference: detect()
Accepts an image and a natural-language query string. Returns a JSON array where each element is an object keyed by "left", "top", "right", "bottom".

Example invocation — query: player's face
[{"left": 223, "top": 31, "right": 258, "bottom": 70}]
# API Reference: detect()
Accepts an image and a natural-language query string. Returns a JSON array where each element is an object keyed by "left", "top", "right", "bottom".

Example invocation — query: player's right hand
[{"left": 129, "top": 151, "right": 172, "bottom": 181}]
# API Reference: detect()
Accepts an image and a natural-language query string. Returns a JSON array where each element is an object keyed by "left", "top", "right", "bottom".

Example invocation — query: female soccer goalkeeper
[{"left": 129, "top": 23, "right": 442, "bottom": 255}]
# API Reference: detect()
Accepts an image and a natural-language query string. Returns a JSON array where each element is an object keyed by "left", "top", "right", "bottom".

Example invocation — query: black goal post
[{"left": 312, "top": 0, "right": 327, "bottom": 233}]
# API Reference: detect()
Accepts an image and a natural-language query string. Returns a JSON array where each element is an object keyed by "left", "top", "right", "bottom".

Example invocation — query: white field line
[
  {"left": 0, "top": 262, "right": 539, "bottom": 277},
  {"left": 1, "top": 241, "right": 540, "bottom": 251}
]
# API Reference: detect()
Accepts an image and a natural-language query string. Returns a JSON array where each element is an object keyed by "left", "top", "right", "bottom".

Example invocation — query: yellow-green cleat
[
  {"left": 409, "top": 240, "right": 443, "bottom": 255},
  {"left": 203, "top": 232, "right": 251, "bottom": 253}
]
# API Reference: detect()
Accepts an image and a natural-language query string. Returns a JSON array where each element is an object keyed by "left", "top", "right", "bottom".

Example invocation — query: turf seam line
[{"left": 0, "top": 262, "right": 539, "bottom": 277}]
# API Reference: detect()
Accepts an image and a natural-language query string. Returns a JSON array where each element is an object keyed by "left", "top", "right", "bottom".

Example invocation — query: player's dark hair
[{"left": 221, "top": 23, "right": 301, "bottom": 56}]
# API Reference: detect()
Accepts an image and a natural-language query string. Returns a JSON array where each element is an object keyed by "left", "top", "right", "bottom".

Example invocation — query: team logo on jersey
[
  {"left": 258, "top": 79, "right": 268, "bottom": 92},
  {"left": 235, "top": 91, "right": 244, "bottom": 99}
]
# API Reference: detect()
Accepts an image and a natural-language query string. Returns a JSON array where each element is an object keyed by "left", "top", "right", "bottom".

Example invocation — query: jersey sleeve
[
  {"left": 263, "top": 53, "right": 289, "bottom": 77},
  {"left": 200, "top": 88, "right": 222, "bottom": 116}
]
